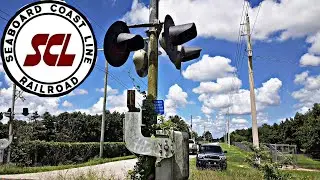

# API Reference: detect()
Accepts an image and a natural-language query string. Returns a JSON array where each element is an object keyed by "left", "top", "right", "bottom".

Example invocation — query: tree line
[
  {"left": 0, "top": 111, "right": 125, "bottom": 142},
  {"left": 227, "top": 103, "right": 320, "bottom": 158},
  {"left": 0, "top": 110, "right": 196, "bottom": 143}
]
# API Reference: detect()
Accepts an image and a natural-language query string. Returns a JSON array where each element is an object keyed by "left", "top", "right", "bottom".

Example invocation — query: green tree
[{"left": 203, "top": 131, "right": 213, "bottom": 142}]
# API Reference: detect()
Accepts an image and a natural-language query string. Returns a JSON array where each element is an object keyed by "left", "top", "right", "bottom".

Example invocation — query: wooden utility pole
[
  {"left": 147, "top": 0, "right": 159, "bottom": 99},
  {"left": 7, "top": 83, "right": 16, "bottom": 163},
  {"left": 100, "top": 54, "right": 109, "bottom": 158},
  {"left": 190, "top": 115, "right": 193, "bottom": 131},
  {"left": 227, "top": 117, "right": 230, "bottom": 147},
  {"left": 245, "top": 12, "right": 259, "bottom": 148}
]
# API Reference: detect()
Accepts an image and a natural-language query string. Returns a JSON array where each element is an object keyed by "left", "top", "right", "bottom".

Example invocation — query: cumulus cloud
[
  {"left": 95, "top": 85, "right": 119, "bottom": 95},
  {"left": 294, "top": 71, "right": 309, "bottom": 84},
  {"left": 292, "top": 72, "right": 320, "bottom": 109},
  {"left": 74, "top": 87, "right": 144, "bottom": 115},
  {"left": 231, "top": 118, "right": 248, "bottom": 124},
  {"left": 193, "top": 77, "right": 242, "bottom": 94},
  {"left": 62, "top": 100, "right": 73, "bottom": 108},
  {"left": 68, "top": 89, "right": 89, "bottom": 96},
  {"left": 0, "top": 81, "right": 61, "bottom": 123},
  {"left": 0, "top": 56, "right": 4, "bottom": 73},
  {"left": 306, "top": 32, "right": 320, "bottom": 55},
  {"left": 164, "top": 84, "right": 189, "bottom": 117},
  {"left": 122, "top": 0, "right": 320, "bottom": 41},
  {"left": 182, "top": 55, "right": 236, "bottom": 82},
  {"left": 300, "top": 53, "right": 320, "bottom": 67},
  {"left": 197, "top": 78, "right": 282, "bottom": 116}
]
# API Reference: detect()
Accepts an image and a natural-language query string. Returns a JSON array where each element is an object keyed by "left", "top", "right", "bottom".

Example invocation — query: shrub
[{"left": 8, "top": 141, "right": 131, "bottom": 166}]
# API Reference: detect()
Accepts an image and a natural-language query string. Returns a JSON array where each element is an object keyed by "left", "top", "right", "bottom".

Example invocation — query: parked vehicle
[
  {"left": 189, "top": 139, "right": 198, "bottom": 154},
  {"left": 196, "top": 143, "right": 227, "bottom": 170}
]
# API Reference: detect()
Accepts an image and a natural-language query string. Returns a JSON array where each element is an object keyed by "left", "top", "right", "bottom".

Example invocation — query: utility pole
[
  {"left": 190, "top": 115, "right": 193, "bottom": 131},
  {"left": 7, "top": 83, "right": 16, "bottom": 163},
  {"left": 147, "top": 0, "right": 159, "bottom": 99},
  {"left": 245, "top": 12, "right": 259, "bottom": 148},
  {"left": 100, "top": 56, "right": 108, "bottom": 158},
  {"left": 227, "top": 117, "right": 230, "bottom": 147}
]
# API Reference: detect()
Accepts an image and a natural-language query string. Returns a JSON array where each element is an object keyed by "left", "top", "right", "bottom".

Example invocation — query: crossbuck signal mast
[{"left": 102, "top": 0, "right": 202, "bottom": 179}]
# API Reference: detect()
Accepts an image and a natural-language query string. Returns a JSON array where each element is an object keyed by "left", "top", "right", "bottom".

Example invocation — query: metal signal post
[
  {"left": 103, "top": 0, "right": 201, "bottom": 178},
  {"left": 147, "top": 0, "right": 160, "bottom": 99}
]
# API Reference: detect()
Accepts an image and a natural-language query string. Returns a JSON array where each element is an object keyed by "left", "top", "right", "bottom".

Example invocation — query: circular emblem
[{"left": 1, "top": 1, "right": 97, "bottom": 97}]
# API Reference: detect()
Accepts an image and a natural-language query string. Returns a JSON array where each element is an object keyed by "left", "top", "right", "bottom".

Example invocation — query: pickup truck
[{"left": 189, "top": 139, "right": 198, "bottom": 154}]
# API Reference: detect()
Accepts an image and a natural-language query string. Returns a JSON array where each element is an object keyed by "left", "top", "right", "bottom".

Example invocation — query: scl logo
[
  {"left": 1, "top": 1, "right": 97, "bottom": 97},
  {"left": 24, "top": 34, "right": 75, "bottom": 67}
]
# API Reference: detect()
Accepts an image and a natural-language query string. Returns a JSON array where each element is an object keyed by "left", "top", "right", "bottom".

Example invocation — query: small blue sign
[{"left": 153, "top": 100, "right": 164, "bottom": 115}]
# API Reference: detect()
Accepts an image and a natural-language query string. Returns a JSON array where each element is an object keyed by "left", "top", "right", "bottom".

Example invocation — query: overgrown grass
[
  {"left": 296, "top": 154, "right": 320, "bottom": 170},
  {"left": 0, "top": 155, "right": 135, "bottom": 175},
  {"left": 190, "top": 143, "right": 320, "bottom": 180},
  {"left": 54, "top": 169, "right": 123, "bottom": 180},
  {"left": 190, "top": 143, "right": 263, "bottom": 180}
]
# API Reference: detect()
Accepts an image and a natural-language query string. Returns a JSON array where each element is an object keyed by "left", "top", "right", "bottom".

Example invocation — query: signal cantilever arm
[{"left": 124, "top": 112, "right": 174, "bottom": 160}]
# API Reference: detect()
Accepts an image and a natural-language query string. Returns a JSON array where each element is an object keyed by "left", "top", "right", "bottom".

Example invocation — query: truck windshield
[
  {"left": 189, "top": 140, "right": 195, "bottom": 143},
  {"left": 200, "top": 145, "right": 222, "bottom": 153}
]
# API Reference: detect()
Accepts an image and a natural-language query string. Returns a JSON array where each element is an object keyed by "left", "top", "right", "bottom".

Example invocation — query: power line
[
  {"left": 0, "top": 9, "right": 10, "bottom": 17},
  {"left": 68, "top": 0, "right": 105, "bottom": 33},
  {"left": 0, "top": 15, "right": 8, "bottom": 22},
  {"left": 251, "top": 2, "right": 262, "bottom": 36},
  {"left": 94, "top": 65, "right": 144, "bottom": 107}
]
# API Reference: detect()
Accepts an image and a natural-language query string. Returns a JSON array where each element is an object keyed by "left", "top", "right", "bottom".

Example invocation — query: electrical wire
[
  {"left": 0, "top": 15, "right": 8, "bottom": 22},
  {"left": 251, "top": 2, "right": 262, "bottom": 36}
]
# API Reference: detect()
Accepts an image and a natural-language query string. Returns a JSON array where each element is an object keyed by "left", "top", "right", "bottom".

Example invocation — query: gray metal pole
[
  {"left": 7, "top": 83, "right": 16, "bottom": 163},
  {"left": 99, "top": 60, "right": 108, "bottom": 158},
  {"left": 245, "top": 12, "right": 259, "bottom": 148}
]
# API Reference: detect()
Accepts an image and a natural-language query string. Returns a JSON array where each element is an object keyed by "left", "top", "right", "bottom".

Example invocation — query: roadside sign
[{"left": 153, "top": 100, "right": 164, "bottom": 115}]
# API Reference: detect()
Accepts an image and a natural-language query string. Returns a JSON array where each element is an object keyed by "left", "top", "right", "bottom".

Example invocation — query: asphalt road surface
[{"left": 0, "top": 155, "right": 197, "bottom": 180}]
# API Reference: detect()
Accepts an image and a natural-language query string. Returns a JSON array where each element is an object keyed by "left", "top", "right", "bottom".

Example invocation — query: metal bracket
[
  {"left": 0, "top": 138, "right": 12, "bottom": 163},
  {"left": 124, "top": 112, "right": 174, "bottom": 163},
  {"left": 128, "top": 22, "right": 163, "bottom": 29}
]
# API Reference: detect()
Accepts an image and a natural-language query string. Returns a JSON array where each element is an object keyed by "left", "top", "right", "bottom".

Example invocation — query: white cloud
[
  {"left": 182, "top": 55, "right": 236, "bottom": 82},
  {"left": 193, "top": 77, "right": 242, "bottom": 94},
  {"left": 74, "top": 88, "right": 144, "bottom": 115},
  {"left": 231, "top": 118, "right": 248, "bottom": 124},
  {"left": 292, "top": 72, "right": 320, "bottom": 109},
  {"left": 294, "top": 71, "right": 309, "bottom": 84},
  {"left": 0, "top": 83, "right": 61, "bottom": 123},
  {"left": 0, "top": 56, "right": 4, "bottom": 73},
  {"left": 306, "top": 32, "right": 320, "bottom": 55},
  {"left": 95, "top": 85, "right": 119, "bottom": 95},
  {"left": 198, "top": 78, "right": 282, "bottom": 116},
  {"left": 164, "top": 84, "right": 189, "bottom": 117},
  {"left": 62, "top": 100, "right": 73, "bottom": 108},
  {"left": 256, "top": 78, "right": 282, "bottom": 106},
  {"left": 68, "top": 89, "right": 89, "bottom": 96},
  {"left": 300, "top": 53, "right": 320, "bottom": 67},
  {"left": 257, "top": 112, "right": 269, "bottom": 125},
  {"left": 122, "top": 0, "right": 320, "bottom": 41}
]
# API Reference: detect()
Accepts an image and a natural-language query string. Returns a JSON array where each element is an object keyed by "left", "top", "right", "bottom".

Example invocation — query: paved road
[
  {"left": 0, "top": 156, "right": 197, "bottom": 180},
  {"left": 0, "top": 159, "right": 138, "bottom": 180}
]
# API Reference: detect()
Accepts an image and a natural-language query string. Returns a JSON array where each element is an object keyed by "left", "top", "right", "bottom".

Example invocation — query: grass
[
  {"left": 296, "top": 154, "right": 320, "bottom": 170},
  {"left": 0, "top": 155, "right": 135, "bottom": 175},
  {"left": 189, "top": 143, "right": 320, "bottom": 180}
]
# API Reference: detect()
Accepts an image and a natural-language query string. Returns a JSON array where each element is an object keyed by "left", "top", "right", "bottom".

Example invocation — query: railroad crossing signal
[
  {"left": 103, "top": 21, "right": 145, "bottom": 67},
  {"left": 103, "top": 15, "right": 201, "bottom": 77},
  {"left": 133, "top": 40, "right": 149, "bottom": 77},
  {"left": 160, "top": 15, "right": 202, "bottom": 70}
]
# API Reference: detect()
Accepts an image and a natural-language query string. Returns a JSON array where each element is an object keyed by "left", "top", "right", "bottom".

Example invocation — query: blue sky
[{"left": 0, "top": 0, "right": 319, "bottom": 138}]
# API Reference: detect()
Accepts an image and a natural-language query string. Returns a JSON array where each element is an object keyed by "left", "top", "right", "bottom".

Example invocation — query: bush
[{"left": 8, "top": 141, "right": 131, "bottom": 166}]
